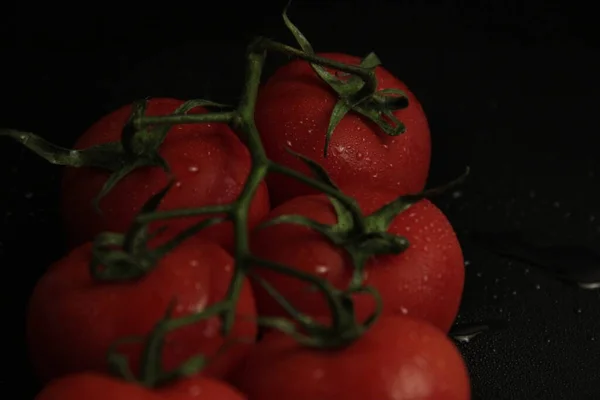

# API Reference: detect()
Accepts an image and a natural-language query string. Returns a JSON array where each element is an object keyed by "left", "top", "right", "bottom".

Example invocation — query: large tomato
[
  {"left": 61, "top": 98, "right": 270, "bottom": 250},
  {"left": 234, "top": 316, "right": 470, "bottom": 400},
  {"left": 250, "top": 187, "right": 464, "bottom": 332},
  {"left": 255, "top": 53, "right": 431, "bottom": 206},
  {"left": 27, "top": 239, "right": 256, "bottom": 383},
  {"left": 35, "top": 373, "right": 246, "bottom": 400}
]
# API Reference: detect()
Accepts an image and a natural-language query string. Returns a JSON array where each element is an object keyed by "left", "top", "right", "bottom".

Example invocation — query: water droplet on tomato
[
  {"left": 356, "top": 152, "right": 364, "bottom": 160},
  {"left": 315, "top": 265, "right": 329, "bottom": 275},
  {"left": 400, "top": 306, "right": 408, "bottom": 314},
  {"left": 423, "top": 275, "right": 429, "bottom": 282},
  {"left": 188, "top": 385, "right": 202, "bottom": 397},
  {"left": 334, "top": 145, "right": 345, "bottom": 154},
  {"left": 286, "top": 140, "right": 292, "bottom": 147},
  {"left": 175, "top": 181, "right": 182, "bottom": 188},
  {"left": 202, "top": 319, "right": 220, "bottom": 338},
  {"left": 189, "top": 260, "right": 199, "bottom": 267},
  {"left": 372, "top": 173, "right": 378, "bottom": 178}
]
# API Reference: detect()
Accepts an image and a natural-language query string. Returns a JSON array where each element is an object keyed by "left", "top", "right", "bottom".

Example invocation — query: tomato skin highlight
[
  {"left": 27, "top": 239, "right": 257, "bottom": 383},
  {"left": 250, "top": 188, "right": 464, "bottom": 332},
  {"left": 255, "top": 52, "right": 431, "bottom": 206},
  {"left": 35, "top": 372, "right": 247, "bottom": 400},
  {"left": 233, "top": 316, "right": 470, "bottom": 400},
  {"left": 61, "top": 98, "right": 270, "bottom": 250}
]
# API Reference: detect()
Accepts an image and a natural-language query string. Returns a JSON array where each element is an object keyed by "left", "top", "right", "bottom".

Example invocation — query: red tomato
[
  {"left": 255, "top": 53, "right": 431, "bottom": 206},
  {"left": 35, "top": 372, "right": 246, "bottom": 400},
  {"left": 250, "top": 188, "right": 464, "bottom": 332},
  {"left": 234, "top": 316, "right": 470, "bottom": 400},
  {"left": 27, "top": 239, "right": 256, "bottom": 383},
  {"left": 61, "top": 98, "right": 270, "bottom": 250}
]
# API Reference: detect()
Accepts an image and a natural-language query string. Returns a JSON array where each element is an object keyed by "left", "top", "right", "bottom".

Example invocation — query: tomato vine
[{"left": 1, "top": 6, "right": 468, "bottom": 385}]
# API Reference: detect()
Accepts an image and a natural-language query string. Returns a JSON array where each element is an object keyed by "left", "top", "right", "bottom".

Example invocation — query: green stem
[
  {"left": 249, "top": 256, "right": 345, "bottom": 330},
  {"left": 268, "top": 162, "right": 367, "bottom": 232},
  {"left": 136, "top": 205, "right": 231, "bottom": 223},
  {"left": 135, "top": 111, "right": 236, "bottom": 127},
  {"left": 253, "top": 38, "right": 378, "bottom": 99}
]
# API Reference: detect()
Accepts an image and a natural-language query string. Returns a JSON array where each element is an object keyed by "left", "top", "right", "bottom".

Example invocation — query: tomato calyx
[
  {"left": 282, "top": 5, "right": 410, "bottom": 157},
  {"left": 89, "top": 180, "right": 225, "bottom": 282},
  {"left": 262, "top": 157, "right": 470, "bottom": 290},
  {"left": 0, "top": 99, "right": 231, "bottom": 211}
]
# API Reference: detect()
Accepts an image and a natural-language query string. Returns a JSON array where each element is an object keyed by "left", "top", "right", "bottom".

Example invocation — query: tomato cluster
[{"left": 6, "top": 9, "right": 471, "bottom": 400}]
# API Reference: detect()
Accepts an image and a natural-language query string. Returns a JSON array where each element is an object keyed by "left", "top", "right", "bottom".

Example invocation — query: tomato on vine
[
  {"left": 63, "top": 98, "right": 270, "bottom": 249},
  {"left": 27, "top": 238, "right": 256, "bottom": 383},
  {"left": 233, "top": 316, "right": 470, "bottom": 400},
  {"left": 2, "top": 98, "right": 270, "bottom": 250},
  {"left": 257, "top": 52, "right": 431, "bottom": 206},
  {"left": 250, "top": 185, "right": 464, "bottom": 333}
]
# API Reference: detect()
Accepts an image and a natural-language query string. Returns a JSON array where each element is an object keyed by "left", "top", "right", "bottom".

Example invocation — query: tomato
[
  {"left": 255, "top": 53, "right": 431, "bottom": 206},
  {"left": 27, "top": 239, "right": 256, "bottom": 383},
  {"left": 35, "top": 372, "right": 246, "bottom": 400},
  {"left": 61, "top": 98, "right": 270, "bottom": 250},
  {"left": 250, "top": 187, "right": 464, "bottom": 332},
  {"left": 234, "top": 316, "right": 470, "bottom": 400}
]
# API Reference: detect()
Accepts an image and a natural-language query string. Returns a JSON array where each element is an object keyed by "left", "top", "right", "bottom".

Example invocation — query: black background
[{"left": 1, "top": 1, "right": 599, "bottom": 399}]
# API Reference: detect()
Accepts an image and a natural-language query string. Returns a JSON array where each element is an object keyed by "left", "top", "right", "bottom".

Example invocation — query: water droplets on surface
[
  {"left": 188, "top": 166, "right": 199, "bottom": 173},
  {"left": 577, "top": 282, "right": 600, "bottom": 290},
  {"left": 535, "top": 284, "right": 541, "bottom": 290},
  {"left": 452, "top": 190, "right": 463, "bottom": 199},
  {"left": 464, "top": 260, "right": 471, "bottom": 266},
  {"left": 400, "top": 306, "right": 408, "bottom": 315},
  {"left": 476, "top": 272, "right": 483, "bottom": 278},
  {"left": 286, "top": 140, "right": 292, "bottom": 147}
]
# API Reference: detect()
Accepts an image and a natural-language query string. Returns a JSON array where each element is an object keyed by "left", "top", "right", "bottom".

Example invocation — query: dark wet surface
[{"left": 1, "top": 3, "right": 599, "bottom": 399}]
